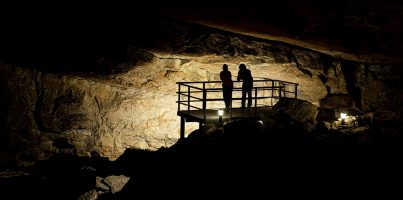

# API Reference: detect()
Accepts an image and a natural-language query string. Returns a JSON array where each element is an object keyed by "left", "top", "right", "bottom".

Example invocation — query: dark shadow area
[
  {"left": 0, "top": 5, "right": 161, "bottom": 76},
  {"left": 1, "top": 115, "right": 403, "bottom": 199},
  {"left": 1, "top": 4, "right": 315, "bottom": 77},
  {"left": 2, "top": 1, "right": 402, "bottom": 78}
]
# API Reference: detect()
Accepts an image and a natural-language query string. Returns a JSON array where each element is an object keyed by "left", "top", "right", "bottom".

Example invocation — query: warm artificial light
[
  {"left": 340, "top": 113, "right": 347, "bottom": 119},
  {"left": 218, "top": 110, "right": 223, "bottom": 123}
]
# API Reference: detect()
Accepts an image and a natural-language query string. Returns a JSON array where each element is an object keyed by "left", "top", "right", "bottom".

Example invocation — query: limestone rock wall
[{"left": 0, "top": 64, "right": 183, "bottom": 163}]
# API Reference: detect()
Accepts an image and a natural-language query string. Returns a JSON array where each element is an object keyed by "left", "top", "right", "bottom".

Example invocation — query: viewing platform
[{"left": 176, "top": 79, "right": 299, "bottom": 139}]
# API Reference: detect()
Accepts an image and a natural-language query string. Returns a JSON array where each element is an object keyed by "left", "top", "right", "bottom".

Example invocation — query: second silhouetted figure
[
  {"left": 237, "top": 64, "right": 253, "bottom": 109},
  {"left": 220, "top": 64, "right": 234, "bottom": 108}
]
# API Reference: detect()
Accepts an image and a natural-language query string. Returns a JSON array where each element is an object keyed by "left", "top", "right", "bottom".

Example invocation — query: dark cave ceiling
[
  {"left": 1, "top": 0, "right": 403, "bottom": 66},
  {"left": 162, "top": 0, "right": 403, "bottom": 62}
]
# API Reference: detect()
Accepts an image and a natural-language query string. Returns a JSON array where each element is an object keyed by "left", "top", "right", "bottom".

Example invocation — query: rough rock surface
[{"left": 1, "top": 17, "right": 402, "bottom": 163}]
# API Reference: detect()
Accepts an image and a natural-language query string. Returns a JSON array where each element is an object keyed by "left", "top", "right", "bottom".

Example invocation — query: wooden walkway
[
  {"left": 178, "top": 107, "right": 268, "bottom": 123},
  {"left": 176, "top": 79, "right": 298, "bottom": 139}
]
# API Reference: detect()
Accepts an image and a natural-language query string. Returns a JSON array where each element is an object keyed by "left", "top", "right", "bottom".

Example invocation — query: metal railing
[{"left": 176, "top": 79, "right": 298, "bottom": 121}]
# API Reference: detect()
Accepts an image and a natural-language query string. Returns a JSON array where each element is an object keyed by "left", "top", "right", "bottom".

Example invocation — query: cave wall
[
  {"left": 1, "top": 18, "right": 402, "bottom": 164},
  {"left": 0, "top": 64, "right": 183, "bottom": 163},
  {"left": 356, "top": 64, "right": 403, "bottom": 124}
]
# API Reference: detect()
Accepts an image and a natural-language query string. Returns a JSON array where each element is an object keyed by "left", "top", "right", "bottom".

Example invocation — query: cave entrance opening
[{"left": 176, "top": 79, "right": 299, "bottom": 139}]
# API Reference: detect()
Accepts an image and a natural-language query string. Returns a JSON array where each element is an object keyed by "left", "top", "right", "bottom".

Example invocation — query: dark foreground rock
[{"left": 1, "top": 117, "right": 403, "bottom": 199}]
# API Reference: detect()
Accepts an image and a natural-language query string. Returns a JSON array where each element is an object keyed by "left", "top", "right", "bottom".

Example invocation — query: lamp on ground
[
  {"left": 340, "top": 113, "right": 347, "bottom": 125},
  {"left": 218, "top": 109, "right": 224, "bottom": 123},
  {"left": 340, "top": 113, "right": 347, "bottom": 119}
]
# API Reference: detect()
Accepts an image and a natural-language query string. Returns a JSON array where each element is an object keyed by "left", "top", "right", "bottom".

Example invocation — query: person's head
[
  {"left": 223, "top": 64, "right": 228, "bottom": 71},
  {"left": 239, "top": 63, "right": 246, "bottom": 70}
]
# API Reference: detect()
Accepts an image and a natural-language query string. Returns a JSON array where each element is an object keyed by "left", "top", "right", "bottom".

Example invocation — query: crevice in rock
[{"left": 33, "top": 72, "right": 49, "bottom": 133}]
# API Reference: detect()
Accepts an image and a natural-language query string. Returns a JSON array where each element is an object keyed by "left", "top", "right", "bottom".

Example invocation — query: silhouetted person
[
  {"left": 220, "top": 64, "right": 233, "bottom": 108},
  {"left": 237, "top": 63, "right": 253, "bottom": 109}
]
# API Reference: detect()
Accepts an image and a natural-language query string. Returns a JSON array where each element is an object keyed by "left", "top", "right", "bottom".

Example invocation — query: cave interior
[{"left": 1, "top": 1, "right": 403, "bottom": 199}]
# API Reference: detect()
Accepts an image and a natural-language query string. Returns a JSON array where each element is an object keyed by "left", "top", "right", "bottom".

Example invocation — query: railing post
[
  {"left": 254, "top": 87, "right": 258, "bottom": 116},
  {"left": 229, "top": 99, "right": 232, "bottom": 121},
  {"left": 178, "top": 84, "right": 181, "bottom": 111},
  {"left": 279, "top": 86, "right": 282, "bottom": 99},
  {"left": 295, "top": 84, "right": 298, "bottom": 99},
  {"left": 203, "top": 83, "right": 206, "bottom": 121},
  {"left": 187, "top": 86, "right": 190, "bottom": 112},
  {"left": 270, "top": 81, "right": 274, "bottom": 106},
  {"left": 180, "top": 116, "right": 185, "bottom": 139}
]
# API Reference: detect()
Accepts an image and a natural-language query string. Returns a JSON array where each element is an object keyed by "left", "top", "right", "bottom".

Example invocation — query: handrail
[
  {"left": 177, "top": 96, "right": 275, "bottom": 102},
  {"left": 176, "top": 79, "right": 299, "bottom": 85}
]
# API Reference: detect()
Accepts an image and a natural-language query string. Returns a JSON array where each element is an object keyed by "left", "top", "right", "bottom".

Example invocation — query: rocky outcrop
[
  {"left": 260, "top": 98, "right": 318, "bottom": 134},
  {"left": 96, "top": 175, "right": 130, "bottom": 194}
]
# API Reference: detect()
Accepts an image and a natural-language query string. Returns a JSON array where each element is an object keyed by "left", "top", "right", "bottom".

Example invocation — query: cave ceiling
[
  {"left": 162, "top": 0, "right": 403, "bottom": 63},
  {"left": 1, "top": 0, "right": 402, "bottom": 72}
]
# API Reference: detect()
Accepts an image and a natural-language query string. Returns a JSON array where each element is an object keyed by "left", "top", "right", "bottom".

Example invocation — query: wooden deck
[{"left": 177, "top": 107, "right": 269, "bottom": 124}]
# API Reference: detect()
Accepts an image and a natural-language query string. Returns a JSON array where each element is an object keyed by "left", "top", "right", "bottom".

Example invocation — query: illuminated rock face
[
  {"left": 0, "top": 20, "right": 401, "bottom": 163},
  {"left": 0, "top": 64, "right": 183, "bottom": 162}
]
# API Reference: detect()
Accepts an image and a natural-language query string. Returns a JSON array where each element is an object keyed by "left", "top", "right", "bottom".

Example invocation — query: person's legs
[
  {"left": 241, "top": 89, "right": 246, "bottom": 108},
  {"left": 223, "top": 87, "right": 232, "bottom": 108},
  {"left": 247, "top": 89, "right": 252, "bottom": 108},
  {"left": 223, "top": 89, "right": 228, "bottom": 107},
  {"left": 229, "top": 89, "right": 232, "bottom": 108}
]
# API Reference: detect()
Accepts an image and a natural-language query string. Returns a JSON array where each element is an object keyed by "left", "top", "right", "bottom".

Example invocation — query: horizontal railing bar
[
  {"left": 278, "top": 80, "right": 299, "bottom": 85},
  {"left": 177, "top": 102, "right": 202, "bottom": 110},
  {"left": 252, "top": 86, "right": 285, "bottom": 89},
  {"left": 177, "top": 86, "right": 285, "bottom": 93},
  {"left": 177, "top": 79, "right": 298, "bottom": 86},
  {"left": 179, "top": 85, "right": 285, "bottom": 91},
  {"left": 177, "top": 91, "right": 205, "bottom": 94},
  {"left": 177, "top": 100, "right": 205, "bottom": 103},
  {"left": 179, "top": 94, "right": 204, "bottom": 100},
  {"left": 176, "top": 79, "right": 278, "bottom": 84},
  {"left": 179, "top": 84, "right": 204, "bottom": 90}
]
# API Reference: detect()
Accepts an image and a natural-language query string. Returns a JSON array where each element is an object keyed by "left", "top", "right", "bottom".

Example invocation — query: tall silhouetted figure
[
  {"left": 220, "top": 64, "right": 233, "bottom": 108},
  {"left": 237, "top": 63, "right": 253, "bottom": 109}
]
